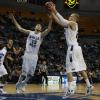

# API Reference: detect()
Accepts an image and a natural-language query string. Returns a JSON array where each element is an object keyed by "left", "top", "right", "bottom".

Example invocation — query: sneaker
[
  {"left": 63, "top": 81, "right": 77, "bottom": 99},
  {"left": 20, "top": 85, "right": 26, "bottom": 93},
  {"left": 63, "top": 89, "right": 75, "bottom": 99},
  {"left": 16, "top": 82, "right": 26, "bottom": 94},
  {"left": 0, "top": 83, "right": 4, "bottom": 87},
  {"left": 16, "top": 89, "right": 21, "bottom": 94},
  {"left": 86, "top": 85, "right": 94, "bottom": 96},
  {"left": 0, "top": 89, "right": 7, "bottom": 94},
  {"left": 16, "top": 83, "right": 21, "bottom": 94},
  {"left": 21, "top": 81, "right": 27, "bottom": 92}
]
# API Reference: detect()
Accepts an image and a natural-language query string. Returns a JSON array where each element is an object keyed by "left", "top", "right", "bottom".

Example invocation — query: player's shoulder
[
  {"left": 68, "top": 21, "right": 78, "bottom": 30},
  {"left": 3, "top": 47, "right": 7, "bottom": 51},
  {"left": 2, "top": 47, "right": 7, "bottom": 53},
  {"left": 68, "top": 21, "right": 77, "bottom": 26},
  {"left": 29, "top": 30, "right": 34, "bottom": 34},
  {"left": 27, "top": 31, "right": 35, "bottom": 37}
]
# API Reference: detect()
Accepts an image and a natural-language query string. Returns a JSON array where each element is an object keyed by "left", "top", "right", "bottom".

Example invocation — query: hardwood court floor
[{"left": 3, "top": 83, "right": 100, "bottom": 100}]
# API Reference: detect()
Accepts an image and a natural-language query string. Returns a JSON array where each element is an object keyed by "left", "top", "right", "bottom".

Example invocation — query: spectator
[{"left": 5, "top": 39, "right": 16, "bottom": 81}]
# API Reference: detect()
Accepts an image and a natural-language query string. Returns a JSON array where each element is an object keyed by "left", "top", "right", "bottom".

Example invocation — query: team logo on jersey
[{"left": 65, "top": 0, "right": 78, "bottom": 8}]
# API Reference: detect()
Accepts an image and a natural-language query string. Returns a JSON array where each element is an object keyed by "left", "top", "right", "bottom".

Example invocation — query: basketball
[{"left": 45, "top": 1, "right": 54, "bottom": 10}]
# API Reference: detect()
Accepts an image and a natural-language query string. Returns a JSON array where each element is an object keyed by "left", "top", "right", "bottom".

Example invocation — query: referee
[{"left": 39, "top": 60, "right": 48, "bottom": 85}]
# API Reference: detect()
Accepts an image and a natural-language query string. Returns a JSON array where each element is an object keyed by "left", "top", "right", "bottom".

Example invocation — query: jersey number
[{"left": 30, "top": 40, "right": 37, "bottom": 47}]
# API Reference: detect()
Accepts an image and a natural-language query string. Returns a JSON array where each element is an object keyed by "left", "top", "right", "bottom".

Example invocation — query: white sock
[
  {"left": 0, "top": 88, "right": 3, "bottom": 92},
  {"left": 85, "top": 78, "right": 91, "bottom": 87}
]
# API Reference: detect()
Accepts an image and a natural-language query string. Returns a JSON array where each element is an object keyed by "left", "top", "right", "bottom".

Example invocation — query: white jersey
[
  {"left": 55, "top": 13, "right": 86, "bottom": 73},
  {"left": 64, "top": 23, "right": 78, "bottom": 46},
  {"left": 0, "top": 47, "right": 7, "bottom": 66},
  {"left": 25, "top": 31, "right": 42, "bottom": 55}
]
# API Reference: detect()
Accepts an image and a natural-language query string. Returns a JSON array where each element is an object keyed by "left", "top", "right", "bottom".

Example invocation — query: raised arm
[
  {"left": 51, "top": 12, "right": 68, "bottom": 27},
  {"left": 9, "top": 14, "right": 30, "bottom": 34},
  {"left": 46, "top": 2, "right": 77, "bottom": 30},
  {"left": 47, "top": 2, "right": 68, "bottom": 27},
  {"left": 41, "top": 15, "right": 52, "bottom": 38},
  {"left": 51, "top": 12, "right": 61, "bottom": 25}
]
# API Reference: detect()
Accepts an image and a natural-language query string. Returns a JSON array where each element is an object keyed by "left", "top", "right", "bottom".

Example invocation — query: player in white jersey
[
  {"left": 45, "top": 2, "right": 93, "bottom": 98},
  {"left": 9, "top": 14, "right": 52, "bottom": 93},
  {"left": 0, "top": 42, "right": 7, "bottom": 94}
]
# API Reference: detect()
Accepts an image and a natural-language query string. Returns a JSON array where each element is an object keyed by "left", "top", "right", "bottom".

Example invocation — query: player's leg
[
  {"left": 20, "top": 69, "right": 36, "bottom": 93},
  {"left": 22, "top": 56, "right": 38, "bottom": 85},
  {"left": 0, "top": 65, "right": 8, "bottom": 94},
  {"left": 63, "top": 47, "right": 77, "bottom": 99},
  {"left": 67, "top": 72, "right": 74, "bottom": 90},
  {"left": 16, "top": 62, "right": 32, "bottom": 93},
  {"left": 16, "top": 55, "right": 28, "bottom": 93},
  {"left": 16, "top": 67, "right": 27, "bottom": 93},
  {"left": 63, "top": 72, "right": 76, "bottom": 99},
  {"left": 78, "top": 46, "right": 93, "bottom": 95},
  {"left": 17, "top": 73, "right": 32, "bottom": 93},
  {"left": 17, "top": 73, "right": 26, "bottom": 83},
  {"left": 0, "top": 76, "right": 6, "bottom": 94},
  {"left": 16, "top": 72, "right": 27, "bottom": 93},
  {"left": 22, "top": 74, "right": 32, "bottom": 85},
  {"left": 80, "top": 70, "right": 93, "bottom": 95},
  {"left": 20, "top": 56, "right": 38, "bottom": 92}
]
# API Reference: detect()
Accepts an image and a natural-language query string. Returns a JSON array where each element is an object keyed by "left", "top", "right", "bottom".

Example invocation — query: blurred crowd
[{"left": 0, "top": 14, "right": 100, "bottom": 83}]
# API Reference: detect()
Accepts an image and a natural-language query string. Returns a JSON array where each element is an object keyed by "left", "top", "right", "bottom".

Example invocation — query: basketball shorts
[
  {"left": 66, "top": 45, "right": 87, "bottom": 73},
  {"left": 0, "top": 65, "right": 8, "bottom": 77},
  {"left": 22, "top": 53, "right": 38, "bottom": 76}
]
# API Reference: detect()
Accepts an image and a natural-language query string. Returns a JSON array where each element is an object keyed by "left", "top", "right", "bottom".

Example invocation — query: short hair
[{"left": 71, "top": 13, "right": 80, "bottom": 22}]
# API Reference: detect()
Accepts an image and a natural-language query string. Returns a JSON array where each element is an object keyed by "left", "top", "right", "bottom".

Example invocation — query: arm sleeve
[{"left": 56, "top": 13, "right": 69, "bottom": 27}]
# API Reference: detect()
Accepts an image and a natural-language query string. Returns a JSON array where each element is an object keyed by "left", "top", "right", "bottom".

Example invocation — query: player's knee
[
  {"left": 21, "top": 74, "right": 26, "bottom": 79},
  {"left": 27, "top": 74, "right": 32, "bottom": 77},
  {"left": 21, "top": 72, "right": 27, "bottom": 78},
  {"left": 22, "top": 70, "right": 28, "bottom": 76}
]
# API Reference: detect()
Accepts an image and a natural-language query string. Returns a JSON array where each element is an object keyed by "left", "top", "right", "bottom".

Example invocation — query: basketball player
[
  {"left": 9, "top": 14, "right": 52, "bottom": 93},
  {"left": 0, "top": 42, "right": 7, "bottom": 94},
  {"left": 45, "top": 2, "right": 93, "bottom": 98}
]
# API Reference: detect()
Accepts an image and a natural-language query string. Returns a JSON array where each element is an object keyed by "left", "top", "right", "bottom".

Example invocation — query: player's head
[
  {"left": 43, "top": 60, "right": 46, "bottom": 65},
  {"left": 35, "top": 24, "right": 42, "bottom": 33},
  {"left": 7, "top": 39, "right": 13, "bottom": 46},
  {"left": 68, "top": 13, "right": 79, "bottom": 22}
]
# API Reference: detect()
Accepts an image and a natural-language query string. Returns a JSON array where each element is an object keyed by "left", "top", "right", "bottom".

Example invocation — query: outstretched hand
[
  {"left": 8, "top": 13, "right": 14, "bottom": 20},
  {"left": 45, "top": 2, "right": 57, "bottom": 14}
]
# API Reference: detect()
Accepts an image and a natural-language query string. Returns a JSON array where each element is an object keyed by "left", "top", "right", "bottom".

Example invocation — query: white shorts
[
  {"left": 22, "top": 53, "right": 38, "bottom": 76},
  {"left": 66, "top": 45, "right": 87, "bottom": 73},
  {"left": 0, "top": 65, "right": 8, "bottom": 77}
]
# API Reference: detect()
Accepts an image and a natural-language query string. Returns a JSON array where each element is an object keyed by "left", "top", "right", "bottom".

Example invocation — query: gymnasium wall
[{"left": 0, "top": 0, "right": 100, "bottom": 35}]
